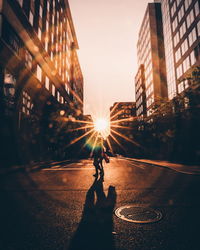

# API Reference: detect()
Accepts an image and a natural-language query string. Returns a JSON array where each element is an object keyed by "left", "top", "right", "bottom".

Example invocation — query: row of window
[
  {"left": 172, "top": 1, "right": 199, "bottom": 33},
  {"left": 144, "top": 62, "right": 153, "bottom": 81},
  {"left": 14, "top": 1, "right": 81, "bottom": 106},
  {"left": 176, "top": 50, "right": 196, "bottom": 78},
  {"left": 16, "top": 0, "right": 74, "bottom": 85},
  {"left": 42, "top": 71, "right": 65, "bottom": 104},
  {"left": 136, "top": 105, "right": 144, "bottom": 117},
  {"left": 147, "top": 108, "right": 153, "bottom": 117},
  {"left": 173, "top": 7, "right": 199, "bottom": 47},
  {"left": 138, "top": 37, "right": 151, "bottom": 67},
  {"left": 178, "top": 79, "right": 189, "bottom": 94},
  {"left": 146, "top": 83, "right": 154, "bottom": 99},
  {"left": 136, "top": 95, "right": 144, "bottom": 108},
  {"left": 146, "top": 95, "right": 154, "bottom": 109},
  {"left": 171, "top": 0, "right": 193, "bottom": 18},
  {"left": 145, "top": 72, "right": 153, "bottom": 89},
  {"left": 162, "top": 0, "right": 177, "bottom": 100},
  {"left": 22, "top": 91, "right": 33, "bottom": 116},
  {"left": 175, "top": 23, "right": 199, "bottom": 63}
]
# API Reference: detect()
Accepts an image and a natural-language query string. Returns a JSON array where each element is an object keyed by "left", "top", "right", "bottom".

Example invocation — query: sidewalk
[{"left": 125, "top": 157, "right": 200, "bottom": 175}]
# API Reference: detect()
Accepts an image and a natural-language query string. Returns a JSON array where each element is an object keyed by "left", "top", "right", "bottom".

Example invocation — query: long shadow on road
[{"left": 69, "top": 176, "right": 117, "bottom": 250}]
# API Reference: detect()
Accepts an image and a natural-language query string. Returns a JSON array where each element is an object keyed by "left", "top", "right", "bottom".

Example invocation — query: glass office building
[
  {"left": 161, "top": 0, "right": 200, "bottom": 98},
  {"left": 135, "top": 2, "right": 167, "bottom": 117}
]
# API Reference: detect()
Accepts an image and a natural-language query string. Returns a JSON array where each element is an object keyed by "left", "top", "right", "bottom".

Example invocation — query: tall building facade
[
  {"left": 161, "top": 0, "right": 200, "bottom": 98},
  {"left": 0, "top": 0, "right": 83, "bottom": 164},
  {"left": 135, "top": 2, "right": 168, "bottom": 117},
  {"left": 135, "top": 64, "right": 146, "bottom": 118}
]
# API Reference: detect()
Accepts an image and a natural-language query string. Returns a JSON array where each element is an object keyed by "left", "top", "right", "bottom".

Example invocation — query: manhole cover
[{"left": 115, "top": 205, "right": 162, "bottom": 223}]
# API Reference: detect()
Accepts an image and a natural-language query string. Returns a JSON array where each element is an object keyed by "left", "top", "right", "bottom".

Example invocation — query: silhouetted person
[
  {"left": 93, "top": 144, "right": 104, "bottom": 177},
  {"left": 68, "top": 176, "right": 117, "bottom": 250}
]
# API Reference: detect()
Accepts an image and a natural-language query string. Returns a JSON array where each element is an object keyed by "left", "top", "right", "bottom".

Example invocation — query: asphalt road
[{"left": 0, "top": 157, "right": 200, "bottom": 250}]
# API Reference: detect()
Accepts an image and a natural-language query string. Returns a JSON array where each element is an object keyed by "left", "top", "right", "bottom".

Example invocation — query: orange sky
[{"left": 69, "top": 0, "right": 151, "bottom": 119}]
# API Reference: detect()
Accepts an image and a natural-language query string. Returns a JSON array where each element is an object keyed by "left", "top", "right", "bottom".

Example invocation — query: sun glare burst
[
  {"left": 94, "top": 118, "right": 110, "bottom": 138},
  {"left": 65, "top": 113, "right": 141, "bottom": 157},
  {"left": 94, "top": 118, "right": 108, "bottom": 132}
]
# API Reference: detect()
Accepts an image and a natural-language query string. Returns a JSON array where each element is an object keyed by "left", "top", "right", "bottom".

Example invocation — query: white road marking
[{"left": 115, "top": 158, "right": 145, "bottom": 169}]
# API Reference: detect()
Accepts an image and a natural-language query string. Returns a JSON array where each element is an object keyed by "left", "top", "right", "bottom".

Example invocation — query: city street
[{"left": 0, "top": 157, "right": 200, "bottom": 250}]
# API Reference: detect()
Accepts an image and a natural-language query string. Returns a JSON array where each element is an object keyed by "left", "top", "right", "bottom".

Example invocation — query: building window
[
  {"left": 178, "top": 5, "right": 184, "bottom": 23},
  {"left": 17, "top": 0, "right": 23, "bottom": 7},
  {"left": 52, "top": 84, "right": 55, "bottom": 96},
  {"left": 188, "top": 27, "right": 197, "bottom": 47},
  {"left": 171, "top": 2, "right": 177, "bottom": 17},
  {"left": 46, "top": 20, "right": 49, "bottom": 31},
  {"left": 195, "top": 1, "right": 200, "bottom": 17},
  {"left": 186, "top": 9, "right": 195, "bottom": 28},
  {"left": 51, "top": 33, "right": 54, "bottom": 43},
  {"left": 176, "top": 64, "right": 183, "bottom": 78},
  {"left": 180, "top": 21, "right": 186, "bottom": 39},
  {"left": 39, "top": 5, "right": 43, "bottom": 18},
  {"left": 175, "top": 47, "right": 181, "bottom": 63},
  {"left": 3, "top": 69, "right": 16, "bottom": 98},
  {"left": 52, "top": 14, "right": 55, "bottom": 25},
  {"left": 3, "top": 25, "right": 22, "bottom": 56},
  {"left": 178, "top": 82, "right": 184, "bottom": 94},
  {"left": 185, "top": 0, "right": 192, "bottom": 11},
  {"left": 172, "top": 17, "right": 178, "bottom": 32},
  {"left": 57, "top": 91, "right": 60, "bottom": 102},
  {"left": 194, "top": 43, "right": 200, "bottom": 60},
  {"left": 45, "top": 76, "right": 50, "bottom": 90},
  {"left": 22, "top": 91, "right": 33, "bottom": 116},
  {"left": 25, "top": 50, "right": 32, "bottom": 69},
  {"left": 47, "top": 1, "right": 50, "bottom": 11},
  {"left": 45, "top": 40, "right": 48, "bottom": 51},
  {"left": 197, "top": 20, "right": 200, "bottom": 36},
  {"left": 181, "top": 38, "right": 189, "bottom": 55},
  {"left": 38, "top": 27, "right": 42, "bottom": 40},
  {"left": 183, "top": 56, "right": 190, "bottom": 73},
  {"left": 190, "top": 50, "right": 196, "bottom": 65},
  {"left": 61, "top": 97, "right": 64, "bottom": 104},
  {"left": 29, "top": 11, "right": 34, "bottom": 26},
  {"left": 36, "top": 65, "right": 42, "bottom": 82},
  {"left": 174, "top": 31, "right": 180, "bottom": 47}
]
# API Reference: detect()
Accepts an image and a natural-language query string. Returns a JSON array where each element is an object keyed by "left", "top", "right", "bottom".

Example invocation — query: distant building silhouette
[{"left": 110, "top": 102, "right": 136, "bottom": 126}]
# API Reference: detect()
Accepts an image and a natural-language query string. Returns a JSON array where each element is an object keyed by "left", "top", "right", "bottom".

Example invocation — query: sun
[
  {"left": 94, "top": 118, "right": 109, "bottom": 137},
  {"left": 94, "top": 118, "right": 108, "bottom": 132}
]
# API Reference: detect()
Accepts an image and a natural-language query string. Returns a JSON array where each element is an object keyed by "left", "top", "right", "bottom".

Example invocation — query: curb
[{"left": 124, "top": 157, "right": 200, "bottom": 175}]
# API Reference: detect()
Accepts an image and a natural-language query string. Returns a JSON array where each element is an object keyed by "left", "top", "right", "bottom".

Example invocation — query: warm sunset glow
[{"left": 69, "top": 0, "right": 150, "bottom": 116}]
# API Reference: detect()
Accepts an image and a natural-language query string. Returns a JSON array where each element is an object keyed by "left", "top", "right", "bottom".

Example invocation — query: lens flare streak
[
  {"left": 68, "top": 128, "right": 95, "bottom": 146},
  {"left": 110, "top": 128, "right": 140, "bottom": 147}
]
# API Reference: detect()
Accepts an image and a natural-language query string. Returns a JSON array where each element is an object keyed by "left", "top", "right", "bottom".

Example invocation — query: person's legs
[
  {"left": 93, "top": 159, "right": 99, "bottom": 177},
  {"left": 99, "top": 158, "right": 104, "bottom": 176}
]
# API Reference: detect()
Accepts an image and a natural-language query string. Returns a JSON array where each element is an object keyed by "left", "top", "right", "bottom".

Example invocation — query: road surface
[{"left": 0, "top": 157, "right": 200, "bottom": 250}]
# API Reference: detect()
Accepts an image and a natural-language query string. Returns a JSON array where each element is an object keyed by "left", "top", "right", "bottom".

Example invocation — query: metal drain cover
[{"left": 115, "top": 205, "right": 162, "bottom": 223}]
